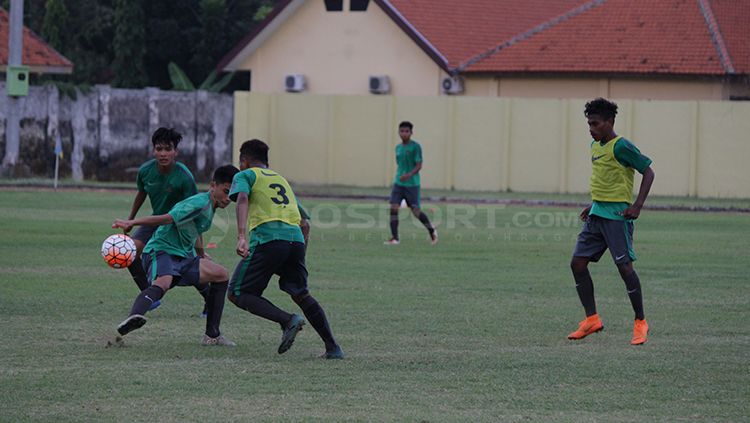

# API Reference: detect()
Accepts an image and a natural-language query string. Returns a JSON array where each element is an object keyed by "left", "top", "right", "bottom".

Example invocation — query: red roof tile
[
  {"left": 0, "top": 8, "right": 73, "bottom": 73},
  {"left": 220, "top": 0, "right": 748, "bottom": 77},
  {"left": 708, "top": 0, "right": 750, "bottom": 73},
  {"left": 457, "top": 0, "right": 747, "bottom": 76},
  {"left": 384, "top": 0, "right": 586, "bottom": 68}
]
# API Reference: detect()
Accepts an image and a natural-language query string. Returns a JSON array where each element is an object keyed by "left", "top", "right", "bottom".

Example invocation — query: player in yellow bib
[
  {"left": 228, "top": 139, "right": 343, "bottom": 359},
  {"left": 568, "top": 98, "right": 655, "bottom": 346}
]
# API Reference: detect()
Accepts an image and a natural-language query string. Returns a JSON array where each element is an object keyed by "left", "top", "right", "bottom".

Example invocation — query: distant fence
[
  {"left": 233, "top": 92, "right": 750, "bottom": 198},
  {"left": 0, "top": 84, "right": 233, "bottom": 182}
]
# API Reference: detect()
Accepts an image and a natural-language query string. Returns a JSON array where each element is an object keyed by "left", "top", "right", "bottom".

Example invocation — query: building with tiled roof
[
  {"left": 219, "top": 0, "right": 749, "bottom": 100},
  {"left": 0, "top": 8, "right": 73, "bottom": 74}
]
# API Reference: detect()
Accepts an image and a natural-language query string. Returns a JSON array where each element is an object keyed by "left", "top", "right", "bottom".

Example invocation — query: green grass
[{"left": 0, "top": 189, "right": 748, "bottom": 422}]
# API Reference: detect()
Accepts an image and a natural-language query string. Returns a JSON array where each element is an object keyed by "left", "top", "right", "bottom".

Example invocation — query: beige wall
[
  {"left": 464, "top": 76, "right": 729, "bottom": 101},
  {"left": 233, "top": 93, "right": 750, "bottom": 198},
  {"left": 241, "top": 0, "right": 445, "bottom": 96}
]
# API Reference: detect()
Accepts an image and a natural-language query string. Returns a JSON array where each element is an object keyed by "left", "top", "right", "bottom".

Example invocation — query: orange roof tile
[
  {"left": 0, "top": 8, "right": 73, "bottom": 73},
  {"left": 220, "top": 0, "right": 749, "bottom": 77}
]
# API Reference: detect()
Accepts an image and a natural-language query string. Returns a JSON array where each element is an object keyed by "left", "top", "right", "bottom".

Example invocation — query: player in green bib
[
  {"left": 568, "top": 98, "right": 655, "bottom": 346},
  {"left": 385, "top": 121, "right": 437, "bottom": 245},
  {"left": 113, "top": 165, "right": 240, "bottom": 346},
  {"left": 122, "top": 127, "right": 208, "bottom": 315},
  {"left": 228, "top": 139, "right": 343, "bottom": 359}
]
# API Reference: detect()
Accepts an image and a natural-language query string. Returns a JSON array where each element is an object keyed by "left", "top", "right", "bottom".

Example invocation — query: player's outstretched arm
[
  {"left": 235, "top": 192, "right": 250, "bottom": 257},
  {"left": 623, "top": 166, "right": 655, "bottom": 219},
  {"left": 112, "top": 214, "right": 174, "bottom": 230},
  {"left": 123, "top": 191, "right": 148, "bottom": 232}
]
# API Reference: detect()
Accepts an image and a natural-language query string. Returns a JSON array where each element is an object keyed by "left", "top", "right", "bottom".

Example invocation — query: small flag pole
[{"left": 53, "top": 131, "right": 62, "bottom": 191}]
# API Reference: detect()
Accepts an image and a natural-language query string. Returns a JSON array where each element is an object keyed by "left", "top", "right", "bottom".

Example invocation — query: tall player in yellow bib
[
  {"left": 568, "top": 98, "right": 655, "bottom": 345},
  {"left": 228, "top": 139, "right": 343, "bottom": 359}
]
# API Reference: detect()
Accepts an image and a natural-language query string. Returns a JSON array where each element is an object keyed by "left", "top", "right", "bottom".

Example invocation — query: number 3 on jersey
[{"left": 269, "top": 183, "right": 290, "bottom": 205}]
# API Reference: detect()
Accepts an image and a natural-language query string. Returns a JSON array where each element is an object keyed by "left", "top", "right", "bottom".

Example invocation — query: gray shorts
[
  {"left": 142, "top": 250, "right": 201, "bottom": 287},
  {"left": 131, "top": 224, "right": 158, "bottom": 244},
  {"left": 389, "top": 184, "right": 420, "bottom": 208},
  {"left": 572, "top": 215, "right": 636, "bottom": 264}
]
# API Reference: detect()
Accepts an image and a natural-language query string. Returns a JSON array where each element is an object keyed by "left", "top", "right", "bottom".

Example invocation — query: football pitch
[{"left": 1, "top": 189, "right": 748, "bottom": 422}]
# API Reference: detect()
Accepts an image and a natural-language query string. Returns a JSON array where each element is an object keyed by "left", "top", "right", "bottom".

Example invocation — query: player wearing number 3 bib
[{"left": 228, "top": 139, "right": 343, "bottom": 359}]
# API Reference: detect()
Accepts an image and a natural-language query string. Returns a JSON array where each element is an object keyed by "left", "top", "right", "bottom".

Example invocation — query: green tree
[
  {"left": 112, "top": 0, "right": 147, "bottom": 88},
  {"left": 41, "top": 0, "right": 68, "bottom": 51}
]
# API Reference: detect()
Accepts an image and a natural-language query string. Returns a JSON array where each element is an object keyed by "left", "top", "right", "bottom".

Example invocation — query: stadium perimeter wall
[
  {"left": 0, "top": 83, "right": 233, "bottom": 182},
  {"left": 233, "top": 93, "right": 750, "bottom": 198}
]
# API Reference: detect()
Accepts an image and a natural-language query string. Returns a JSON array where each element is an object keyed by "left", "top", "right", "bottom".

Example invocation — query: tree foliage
[{"left": 19, "top": 0, "right": 278, "bottom": 91}]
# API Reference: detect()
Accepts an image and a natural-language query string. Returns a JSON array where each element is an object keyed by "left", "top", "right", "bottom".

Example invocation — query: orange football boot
[
  {"left": 567, "top": 314, "right": 604, "bottom": 340},
  {"left": 630, "top": 319, "right": 649, "bottom": 345}
]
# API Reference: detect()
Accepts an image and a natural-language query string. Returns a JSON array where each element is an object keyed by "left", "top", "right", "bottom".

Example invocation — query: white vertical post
[{"left": 2, "top": 0, "right": 24, "bottom": 171}]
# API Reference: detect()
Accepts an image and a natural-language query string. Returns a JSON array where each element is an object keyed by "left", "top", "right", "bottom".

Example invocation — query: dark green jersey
[
  {"left": 229, "top": 169, "right": 308, "bottom": 247},
  {"left": 144, "top": 192, "right": 214, "bottom": 257},
  {"left": 394, "top": 140, "right": 423, "bottom": 187},
  {"left": 136, "top": 160, "right": 197, "bottom": 215}
]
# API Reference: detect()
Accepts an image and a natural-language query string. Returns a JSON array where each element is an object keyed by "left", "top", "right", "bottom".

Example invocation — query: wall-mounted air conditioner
[
  {"left": 441, "top": 76, "right": 464, "bottom": 95},
  {"left": 285, "top": 74, "right": 306, "bottom": 92},
  {"left": 369, "top": 75, "right": 390, "bottom": 94}
]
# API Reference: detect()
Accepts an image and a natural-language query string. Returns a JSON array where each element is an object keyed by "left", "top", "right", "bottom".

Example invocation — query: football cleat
[
  {"left": 430, "top": 229, "right": 438, "bottom": 245},
  {"left": 278, "top": 314, "right": 305, "bottom": 354},
  {"left": 201, "top": 334, "right": 237, "bottom": 347},
  {"left": 384, "top": 238, "right": 400, "bottom": 245},
  {"left": 567, "top": 314, "right": 604, "bottom": 340},
  {"left": 631, "top": 319, "right": 649, "bottom": 345},
  {"left": 320, "top": 345, "right": 345, "bottom": 359},
  {"left": 117, "top": 314, "right": 147, "bottom": 336}
]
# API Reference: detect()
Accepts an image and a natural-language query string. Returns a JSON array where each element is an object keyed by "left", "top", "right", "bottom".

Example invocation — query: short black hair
[
  {"left": 212, "top": 164, "right": 239, "bottom": 185},
  {"left": 584, "top": 98, "right": 618, "bottom": 121},
  {"left": 399, "top": 121, "right": 413, "bottom": 130},
  {"left": 151, "top": 127, "right": 182, "bottom": 148},
  {"left": 239, "top": 139, "right": 269, "bottom": 166}
]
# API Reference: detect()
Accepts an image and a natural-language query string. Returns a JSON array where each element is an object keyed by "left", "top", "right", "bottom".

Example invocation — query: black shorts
[
  {"left": 572, "top": 215, "right": 636, "bottom": 264},
  {"left": 229, "top": 240, "right": 309, "bottom": 297},
  {"left": 142, "top": 250, "right": 201, "bottom": 287},
  {"left": 131, "top": 225, "right": 158, "bottom": 244},
  {"left": 389, "top": 184, "right": 420, "bottom": 208}
]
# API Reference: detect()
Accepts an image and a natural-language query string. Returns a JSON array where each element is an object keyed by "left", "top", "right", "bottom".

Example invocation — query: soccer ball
[{"left": 101, "top": 234, "right": 136, "bottom": 269}]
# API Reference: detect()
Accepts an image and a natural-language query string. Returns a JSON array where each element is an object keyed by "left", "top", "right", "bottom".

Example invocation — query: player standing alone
[
  {"left": 228, "top": 139, "right": 343, "bottom": 359},
  {"left": 123, "top": 127, "right": 208, "bottom": 314},
  {"left": 568, "top": 98, "right": 655, "bottom": 345},
  {"left": 385, "top": 121, "right": 437, "bottom": 245}
]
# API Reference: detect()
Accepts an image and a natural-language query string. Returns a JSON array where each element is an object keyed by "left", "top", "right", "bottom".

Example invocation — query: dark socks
[
  {"left": 573, "top": 269, "right": 597, "bottom": 317},
  {"left": 204, "top": 282, "right": 227, "bottom": 338},
  {"left": 233, "top": 293, "right": 292, "bottom": 325},
  {"left": 417, "top": 211, "right": 435, "bottom": 235},
  {"left": 295, "top": 295, "right": 338, "bottom": 351},
  {"left": 389, "top": 209, "right": 399, "bottom": 239},
  {"left": 127, "top": 257, "right": 149, "bottom": 291},
  {"left": 622, "top": 270, "right": 645, "bottom": 320},
  {"left": 130, "top": 285, "right": 165, "bottom": 316},
  {"left": 196, "top": 284, "right": 210, "bottom": 313}
]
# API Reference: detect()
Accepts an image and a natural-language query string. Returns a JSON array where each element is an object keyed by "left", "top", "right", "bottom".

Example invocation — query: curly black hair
[{"left": 584, "top": 98, "right": 618, "bottom": 120}]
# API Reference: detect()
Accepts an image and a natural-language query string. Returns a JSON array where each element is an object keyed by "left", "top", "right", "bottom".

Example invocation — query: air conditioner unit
[
  {"left": 285, "top": 74, "right": 306, "bottom": 92},
  {"left": 369, "top": 75, "right": 390, "bottom": 94},
  {"left": 441, "top": 76, "right": 464, "bottom": 95}
]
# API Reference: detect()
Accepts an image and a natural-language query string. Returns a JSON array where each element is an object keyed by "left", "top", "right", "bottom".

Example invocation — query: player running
[
  {"left": 113, "top": 165, "right": 240, "bottom": 346},
  {"left": 568, "top": 98, "right": 655, "bottom": 345},
  {"left": 384, "top": 121, "right": 437, "bottom": 245},
  {"left": 228, "top": 139, "right": 344, "bottom": 359}
]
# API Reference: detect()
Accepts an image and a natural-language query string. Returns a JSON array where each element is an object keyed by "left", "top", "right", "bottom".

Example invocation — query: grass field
[{"left": 1, "top": 189, "right": 748, "bottom": 422}]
